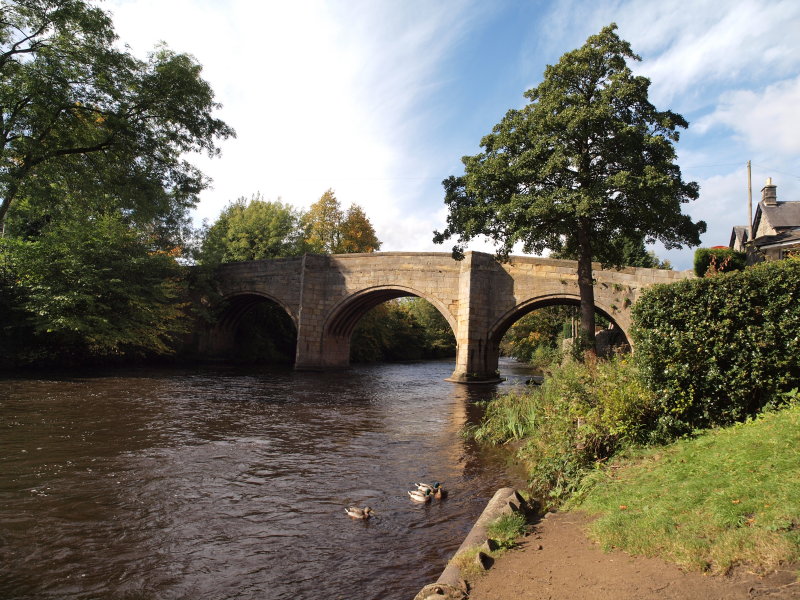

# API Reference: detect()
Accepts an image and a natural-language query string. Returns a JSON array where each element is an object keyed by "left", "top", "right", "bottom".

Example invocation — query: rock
[{"left": 413, "top": 583, "right": 467, "bottom": 600}]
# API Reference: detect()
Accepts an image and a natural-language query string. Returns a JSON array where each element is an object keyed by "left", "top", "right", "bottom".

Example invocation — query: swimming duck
[
  {"left": 415, "top": 482, "right": 442, "bottom": 494},
  {"left": 433, "top": 487, "right": 448, "bottom": 500},
  {"left": 345, "top": 506, "right": 374, "bottom": 519},
  {"left": 408, "top": 489, "right": 433, "bottom": 503}
]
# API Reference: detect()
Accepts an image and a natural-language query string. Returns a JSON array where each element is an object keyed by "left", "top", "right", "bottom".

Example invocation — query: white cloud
[
  {"left": 696, "top": 76, "right": 800, "bottom": 154},
  {"left": 620, "top": 0, "right": 800, "bottom": 107},
  {"left": 106, "top": 0, "right": 483, "bottom": 249}
]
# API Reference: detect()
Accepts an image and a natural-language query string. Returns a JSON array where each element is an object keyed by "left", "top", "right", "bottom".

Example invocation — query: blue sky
[{"left": 106, "top": 0, "right": 800, "bottom": 271}]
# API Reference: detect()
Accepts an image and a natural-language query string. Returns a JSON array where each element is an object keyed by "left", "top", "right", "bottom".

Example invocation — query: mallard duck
[
  {"left": 345, "top": 506, "right": 373, "bottom": 519},
  {"left": 433, "top": 486, "right": 448, "bottom": 500},
  {"left": 408, "top": 489, "right": 432, "bottom": 503},
  {"left": 415, "top": 482, "right": 442, "bottom": 494}
]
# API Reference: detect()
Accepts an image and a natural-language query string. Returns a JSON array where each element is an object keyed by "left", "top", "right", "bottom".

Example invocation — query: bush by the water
[
  {"left": 633, "top": 257, "right": 800, "bottom": 436},
  {"left": 467, "top": 356, "right": 658, "bottom": 502}
]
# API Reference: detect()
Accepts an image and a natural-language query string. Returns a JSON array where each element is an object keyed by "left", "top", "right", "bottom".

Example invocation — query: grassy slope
[{"left": 568, "top": 404, "right": 800, "bottom": 573}]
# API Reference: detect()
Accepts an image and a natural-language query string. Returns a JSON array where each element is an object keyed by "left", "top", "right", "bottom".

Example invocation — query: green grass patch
[
  {"left": 486, "top": 512, "right": 527, "bottom": 549},
  {"left": 568, "top": 404, "right": 800, "bottom": 573}
]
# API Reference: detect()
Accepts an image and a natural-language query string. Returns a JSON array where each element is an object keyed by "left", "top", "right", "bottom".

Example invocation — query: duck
[
  {"left": 433, "top": 486, "right": 448, "bottom": 500},
  {"left": 415, "top": 482, "right": 442, "bottom": 494},
  {"left": 408, "top": 488, "right": 433, "bottom": 503},
  {"left": 345, "top": 506, "right": 374, "bottom": 519}
]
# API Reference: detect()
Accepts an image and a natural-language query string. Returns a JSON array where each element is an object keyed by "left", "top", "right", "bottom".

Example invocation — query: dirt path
[{"left": 467, "top": 511, "right": 799, "bottom": 600}]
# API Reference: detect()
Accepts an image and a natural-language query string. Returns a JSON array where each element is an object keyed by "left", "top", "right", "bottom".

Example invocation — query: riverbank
[
  {"left": 463, "top": 403, "right": 800, "bottom": 598},
  {"left": 467, "top": 510, "right": 800, "bottom": 600}
]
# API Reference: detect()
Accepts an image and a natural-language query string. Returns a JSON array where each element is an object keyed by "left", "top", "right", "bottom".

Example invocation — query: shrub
[
  {"left": 693, "top": 247, "right": 746, "bottom": 277},
  {"left": 468, "top": 356, "right": 658, "bottom": 502},
  {"left": 632, "top": 258, "right": 800, "bottom": 435}
]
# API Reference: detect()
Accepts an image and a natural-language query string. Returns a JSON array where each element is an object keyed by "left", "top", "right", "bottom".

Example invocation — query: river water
[{"left": 0, "top": 359, "right": 535, "bottom": 600}]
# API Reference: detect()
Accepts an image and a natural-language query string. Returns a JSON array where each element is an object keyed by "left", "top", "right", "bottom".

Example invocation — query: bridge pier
[{"left": 446, "top": 252, "right": 505, "bottom": 383}]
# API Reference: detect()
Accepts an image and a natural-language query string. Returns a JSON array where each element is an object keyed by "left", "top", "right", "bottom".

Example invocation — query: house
[{"left": 730, "top": 178, "right": 800, "bottom": 263}]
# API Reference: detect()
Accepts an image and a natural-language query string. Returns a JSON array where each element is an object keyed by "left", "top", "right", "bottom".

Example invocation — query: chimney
[{"left": 762, "top": 177, "right": 777, "bottom": 206}]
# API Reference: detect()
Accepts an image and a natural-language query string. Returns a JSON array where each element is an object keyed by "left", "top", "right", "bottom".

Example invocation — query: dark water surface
[{"left": 0, "top": 359, "right": 534, "bottom": 600}]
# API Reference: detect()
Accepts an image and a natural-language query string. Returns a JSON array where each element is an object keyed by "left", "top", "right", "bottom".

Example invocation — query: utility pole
[{"left": 747, "top": 160, "right": 753, "bottom": 240}]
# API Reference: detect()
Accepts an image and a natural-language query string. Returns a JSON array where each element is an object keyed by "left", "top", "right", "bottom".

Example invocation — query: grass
[
  {"left": 567, "top": 404, "right": 800, "bottom": 573},
  {"left": 450, "top": 512, "right": 529, "bottom": 581},
  {"left": 486, "top": 512, "right": 528, "bottom": 549}
]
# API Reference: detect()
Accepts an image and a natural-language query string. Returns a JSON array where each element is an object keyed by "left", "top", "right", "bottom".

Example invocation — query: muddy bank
[{"left": 467, "top": 511, "right": 799, "bottom": 600}]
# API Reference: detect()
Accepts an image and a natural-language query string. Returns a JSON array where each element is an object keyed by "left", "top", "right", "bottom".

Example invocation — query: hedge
[
  {"left": 693, "top": 247, "right": 746, "bottom": 277},
  {"left": 632, "top": 258, "right": 800, "bottom": 434}
]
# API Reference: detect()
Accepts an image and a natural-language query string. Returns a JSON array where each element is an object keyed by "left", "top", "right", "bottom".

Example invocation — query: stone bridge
[{"left": 198, "top": 251, "right": 691, "bottom": 382}]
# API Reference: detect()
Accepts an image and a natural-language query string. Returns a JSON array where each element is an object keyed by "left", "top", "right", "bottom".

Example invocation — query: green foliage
[
  {"left": 468, "top": 356, "right": 657, "bottom": 502},
  {"left": 434, "top": 24, "right": 703, "bottom": 352},
  {"left": 570, "top": 404, "right": 800, "bottom": 573},
  {"left": 350, "top": 298, "right": 455, "bottom": 362},
  {"left": 199, "top": 194, "right": 303, "bottom": 264},
  {"left": 632, "top": 258, "right": 800, "bottom": 435},
  {"left": 693, "top": 247, "right": 746, "bottom": 277},
  {"left": 553, "top": 234, "right": 672, "bottom": 269},
  {"left": 486, "top": 512, "right": 528, "bottom": 549},
  {"left": 0, "top": 0, "right": 234, "bottom": 231},
  {"left": 1, "top": 211, "right": 189, "bottom": 365},
  {"left": 401, "top": 297, "right": 456, "bottom": 358},
  {"left": 500, "top": 307, "right": 573, "bottom": 363}
]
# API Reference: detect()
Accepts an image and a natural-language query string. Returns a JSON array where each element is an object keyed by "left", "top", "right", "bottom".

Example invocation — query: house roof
[
  {"left": 752, "top": 200, "right": 800, "bottom": 234},
  {"left": 751, "top": 229, "right": 800, "bottom": 249},
  {"left": 729, "top": 225, "right": 748, "bottom": 248}
]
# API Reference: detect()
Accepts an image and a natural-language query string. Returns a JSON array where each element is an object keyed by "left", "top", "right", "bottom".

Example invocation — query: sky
[{"left": 104, "top": 0, "right": 800, "bottom": 271}]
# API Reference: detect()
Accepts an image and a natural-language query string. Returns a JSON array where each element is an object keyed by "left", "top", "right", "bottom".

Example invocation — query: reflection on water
[{"left": 0, "top": 359, "right": 534, "bottom": 600}]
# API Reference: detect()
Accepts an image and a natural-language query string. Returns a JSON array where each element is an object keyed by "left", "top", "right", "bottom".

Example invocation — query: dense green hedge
[
  {"left": 633, "top": 258, "right": 800, "bottom": 434},
  {"left": 693, "top": 247, "right": 746, "bottom": 277}
]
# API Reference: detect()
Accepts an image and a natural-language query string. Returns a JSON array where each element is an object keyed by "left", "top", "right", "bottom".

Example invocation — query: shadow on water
[{"left": 0, "top": 358, "right": 534, "bottom": 600}]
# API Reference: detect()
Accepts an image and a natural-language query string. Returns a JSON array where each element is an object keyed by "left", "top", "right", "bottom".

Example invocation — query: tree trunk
[{"left": 576, "top": 217, "right": 597, "bottom": 358}]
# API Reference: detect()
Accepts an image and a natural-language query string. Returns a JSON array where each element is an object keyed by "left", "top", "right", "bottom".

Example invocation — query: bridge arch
[
  {"left": 487, "top": 293, "right": 631, "bottom": 348},
  {"left": 204, "top": 291, "right": 299, "bottom": 361},
  {"left": 324, "top": 285, "right": 457, "bottom": 338},
  {"left": 318, "top": 285, "right": 458, "bottom": 367}
]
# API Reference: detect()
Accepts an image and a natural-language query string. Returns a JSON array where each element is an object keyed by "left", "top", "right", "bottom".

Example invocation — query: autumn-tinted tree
[
  {"left": 0, "top": 0, "right": 234, "bottom": 234},
  {"left": 301, "top": 189, "right": 343, "bottom": 254},
  {"left": 339, "top": 204, "right": 382, "bottom": 253},
  {"left": 301, "top": 189, "right": 381, "bottom": 254},
  {"left": 434, "top": 24, "right": 704, "bottom": 355}
]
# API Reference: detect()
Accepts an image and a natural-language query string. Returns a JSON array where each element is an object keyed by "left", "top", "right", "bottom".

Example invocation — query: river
[{"left": 0, "top": 359, "right": 535, "bottom": 600}]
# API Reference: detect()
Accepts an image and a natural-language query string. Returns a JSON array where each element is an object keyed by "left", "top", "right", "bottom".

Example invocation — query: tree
[
  {"left": 301, "top": 189, "right": 343, "bottom": 253},
  {"left": 551, "top": 233, "right": 672, "bottom": 269},
  {"left": 301, "top": 188, "right": 381, "bottom": 254},
  {"left": 0, "top": 0, "right": 234, "bottom": 234},
  {"left": 199, "top": 194, "right": 303, "bottom": 264},
  {"left": 433, "top": 24, "right": 705, "bottom": 355},
  {"left": 1, "top": 209, "right": 189, "bottom": 364},
  {"left": 338, "top": 204, "right": 382, "bottom": 253}
]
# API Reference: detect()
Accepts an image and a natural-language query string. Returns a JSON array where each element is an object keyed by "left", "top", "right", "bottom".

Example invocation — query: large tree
[
  {"left": 0, "top": 0, "right": 234, "bottom": 234},
  {"left": 199, "top": 194, "right": 303, "bottom": 264},
  {"left": 433, "top": 24, "right": 705, "bottom": 354}
]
